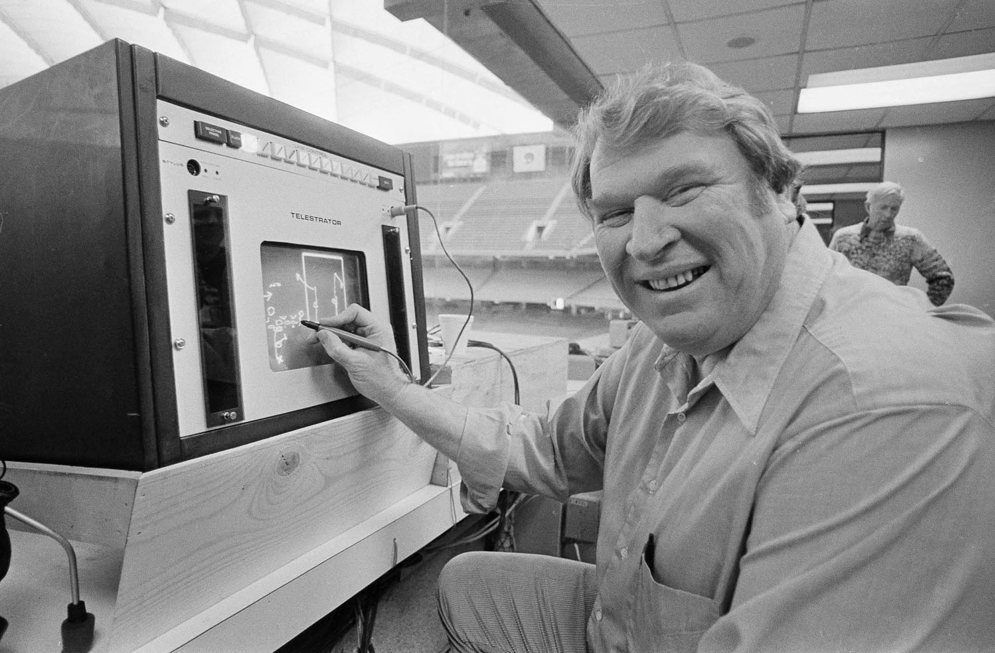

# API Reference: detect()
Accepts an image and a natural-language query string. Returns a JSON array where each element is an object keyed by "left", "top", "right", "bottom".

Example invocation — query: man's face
[
  {"left": 865, "top": 195, "right": 903, "bottom": 231},
  {"left": 587, "top": 131, "right": 795, "bottom": 356}
]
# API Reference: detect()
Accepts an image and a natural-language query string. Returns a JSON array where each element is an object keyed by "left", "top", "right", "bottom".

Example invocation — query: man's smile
[{"left": 640, "top": 266, "right": 710, "bottom": 292}]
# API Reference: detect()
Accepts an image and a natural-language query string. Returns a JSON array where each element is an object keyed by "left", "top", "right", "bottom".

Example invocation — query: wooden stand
[{"left": 0, "top": 332, "right": 566, "bottom": 652}]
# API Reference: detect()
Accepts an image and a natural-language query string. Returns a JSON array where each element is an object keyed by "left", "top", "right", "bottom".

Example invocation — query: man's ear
[{"left": 775, "top": 192, "right": 796, "bottom": 223}]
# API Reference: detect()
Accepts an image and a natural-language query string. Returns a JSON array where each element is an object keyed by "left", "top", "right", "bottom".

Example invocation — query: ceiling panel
[
  {"left": 668, "top": 0, "right": 800, "bottom": 23},
  {"left": 678, "top": 4, "right": 805, "bottom": 64},
  {"left": 80, "top": 0, "right": 185, "bottom": 57},
  {"left": 706, "top": 53, "right": 799, "bottom": 93},
  {"left": 573, "top": 26, "right": 681, "bottom": 76},
  {"left": 752, "top": 88, "right": 795, "bottom": 116},
  {"left": 791, "top": 107, "right": 887, "bottom": 134},
  {"left": 161, "top": 0, "right": 246, "bottom": 33},
  {"left": 800, "top": 38, "right": 932, "bottom": 79},
  {"left": 845, "top": 162, "right": 889, "bottom": 181},
  {"left": 535, "top": 0, "right": 668, "bottom": 38},
  {"left": 929, "top": 26, "right": 995, "bottom": 59},
  {"left": 878, "top": 97, "right": 995, "bottom": 128},
  {"left": 947, "top": 0, "right": 995, "bottom": 32},
  {"left": 258, "top": 46, "right": 335, "bottom": 120},
  {"left": 806, "top": 0, "right": 961, "bottom": 50},
  {"left": 0, "top": 20, "right": 47, "bottom": 87},
  {"left": 245, "top": 1, "right": 331, "bottom": 61},
  {"left": 786, "top": 132, "right": 881, "bottom": 151},
  {"left": 171, "top": 23, "right": 268, "bottom": 94},
  {"left": 2, "top": 0, "right": 102, "bottom": 64}
]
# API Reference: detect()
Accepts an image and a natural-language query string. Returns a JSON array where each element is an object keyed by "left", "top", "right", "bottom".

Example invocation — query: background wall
[{"left": 883, "top": 120, "right": 995, "bottom": 316}]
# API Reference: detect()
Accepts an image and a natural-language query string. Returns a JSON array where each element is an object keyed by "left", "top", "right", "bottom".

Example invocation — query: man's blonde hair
[{"left": 570, "top": 62, "right": 802, "bottom": 219}]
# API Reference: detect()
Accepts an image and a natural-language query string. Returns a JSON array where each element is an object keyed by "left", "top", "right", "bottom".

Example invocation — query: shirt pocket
[{"left": 627, "top": 555, "right": 721, "bottom": 652}]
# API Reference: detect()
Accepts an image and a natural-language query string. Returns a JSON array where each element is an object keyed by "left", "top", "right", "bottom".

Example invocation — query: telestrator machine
[{"left": 0, "top": 40, "right": 429, "bottom": 470}]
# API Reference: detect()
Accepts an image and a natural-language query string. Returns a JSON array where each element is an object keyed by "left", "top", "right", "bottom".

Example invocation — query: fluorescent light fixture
[
  {"left": 794, "top": 148, "right": 881, "bottom": 166},
  {"left": 798, "top": 52, "right": 995, "bottom": 112},
  {"left": 806, "top": 202, "right": 834, "bottom": 212},
  {"left": 799, "top": 182, "right": 878, "bottom": 195}
]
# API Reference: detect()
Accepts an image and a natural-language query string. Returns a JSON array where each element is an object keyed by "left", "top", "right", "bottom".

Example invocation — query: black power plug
[{"left": 61, "top": 601, "right": 95, "bottom": 652}]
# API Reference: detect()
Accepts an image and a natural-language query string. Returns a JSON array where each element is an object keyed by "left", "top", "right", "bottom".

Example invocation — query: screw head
[
  {"left": 159, "top": 116, "right": 170, "bottom": 127},
  {"left": 165, "top": 213, "right": 176, "bottom": 224},
  {"left": 174, "top": 338, "right": 186, "bottom": 350}
]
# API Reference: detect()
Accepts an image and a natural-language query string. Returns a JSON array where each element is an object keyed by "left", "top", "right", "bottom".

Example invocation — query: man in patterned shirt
[{"left": 828, "top": 181, "right": 954, "bottom": 305}]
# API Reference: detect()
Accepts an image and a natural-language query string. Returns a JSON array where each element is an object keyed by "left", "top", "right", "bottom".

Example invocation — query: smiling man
[{"left": 312, "top": 63, "right": 995, "bottom": 652}]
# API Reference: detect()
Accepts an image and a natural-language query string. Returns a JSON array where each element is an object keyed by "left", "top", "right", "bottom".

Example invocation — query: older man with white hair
[{"left": 829, "top": 181, "right": 954, "bottom": 305}]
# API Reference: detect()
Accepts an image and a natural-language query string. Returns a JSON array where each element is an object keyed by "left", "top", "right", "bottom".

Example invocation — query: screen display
[{"left": 261, "top": 242, "right": 368, "bottom": 372}]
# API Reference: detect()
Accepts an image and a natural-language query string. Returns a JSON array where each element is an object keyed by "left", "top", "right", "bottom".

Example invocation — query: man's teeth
[{"left": 647, "top": 267, "right": 707, "bottom": 291}]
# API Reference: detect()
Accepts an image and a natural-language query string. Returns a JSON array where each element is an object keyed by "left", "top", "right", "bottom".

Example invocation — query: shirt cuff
[{"left": 454, "top": 407, "right": 512, "bottom": 513}]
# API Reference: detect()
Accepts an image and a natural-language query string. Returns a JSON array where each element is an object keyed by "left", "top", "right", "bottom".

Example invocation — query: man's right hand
[{"left": 308, "top": 304, "right": 410, "bottom": 405}]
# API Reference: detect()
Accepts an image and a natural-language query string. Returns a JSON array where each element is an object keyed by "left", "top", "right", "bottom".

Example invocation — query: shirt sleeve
[
  {"left": 453, "top": 350, "right": 617, "bottom": 513},
  {"left": 699, "top": 404, "right": 995, "bottom": 651},
  {"left": 910, "top": 231, "right": 954, "bottom": 305}
]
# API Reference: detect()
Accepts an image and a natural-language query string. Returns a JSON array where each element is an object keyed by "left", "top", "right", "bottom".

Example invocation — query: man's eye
[
  {"left": 597, "top": 209, "right": 632, "bottom": 226},
  {"left": 665, "top": 184, "right": 706, "bottom": 205}
]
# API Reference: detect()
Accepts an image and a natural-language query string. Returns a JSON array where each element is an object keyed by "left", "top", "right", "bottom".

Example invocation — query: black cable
[
  {"left": 409, "top": 204, "right": 475, "bottom": 388},
  {"left": 467, "top": 340, "right": 520, "bottom": 405}
]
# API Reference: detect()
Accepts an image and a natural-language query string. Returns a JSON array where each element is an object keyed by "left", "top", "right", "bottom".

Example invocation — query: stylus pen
[
  {"left": 302, "top": 319, "right": 417, "bottom": 384},
  {"left": 300, "top": 320, "right": 382, "bottom": 351}
]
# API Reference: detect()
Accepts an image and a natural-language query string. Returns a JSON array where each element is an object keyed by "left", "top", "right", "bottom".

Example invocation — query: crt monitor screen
[{"left": 260, "top": 242, "right": 369, "bottom": 372}]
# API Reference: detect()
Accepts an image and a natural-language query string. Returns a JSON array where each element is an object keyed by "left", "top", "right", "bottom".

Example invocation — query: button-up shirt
[
  {"left": 452, "top": 220, "right": 995, "bottom": 652},
  {"left": 828, "top": 220, "right": 954, "bottom": 306}
]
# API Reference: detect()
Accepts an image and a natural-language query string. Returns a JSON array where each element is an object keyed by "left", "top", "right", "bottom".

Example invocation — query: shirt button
[
  {"left": 648, "top": 479, "right": 658, "bottom": 492},
  {"left": 619, "top": 547, "right": 628, "bottom": 559},
  {"left": 677, "top": 412, "right": 687, "bottom": 423},
  {"left": 595, "top": 608, "right": 603, "bottom": 621}
]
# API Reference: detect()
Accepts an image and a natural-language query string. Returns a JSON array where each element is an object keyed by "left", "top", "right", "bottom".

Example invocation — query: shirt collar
[
  {"left": 719, "top": 219, "right": 832, "bottom": 433},
  {"left": 859, "top": 218, "right": 895, "bottom": 240},
  {"left": 654, "top": 219, "right": 832, "bottom": 433}
]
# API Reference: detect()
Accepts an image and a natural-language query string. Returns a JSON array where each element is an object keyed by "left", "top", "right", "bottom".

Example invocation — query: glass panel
[{"left": 260, "top": 242, "right": 369, "bottom": 372}]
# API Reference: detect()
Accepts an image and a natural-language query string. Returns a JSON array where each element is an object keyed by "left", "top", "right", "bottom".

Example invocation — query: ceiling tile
[
  {"left": 0, "top": 20, "right": 47, "bottom": 86},
  {"left": 172, "top": 24, "right": 268, "bottom": 94},
  {"left": 667, "top": 0, "right": 799, "bottom": 23},
  {"left": 977, "top": 102, "right": 995, "bottom": 120},
  {"left": 947, "top": 0, "right": 995, "bottom": 32},
  {"left": 753, "top": 88, "right": 795, "bottom": 115},
  {"left": 1, "top": 0, "right": 102, "bottom": 64},
  {"left": 571, "top": 26, "right": 681, "bottom": 76},
  {"left": 534, "top": 0, "right": 668, "bottom": 38},
  {"left": 258, "top": 46, "right": 335, "bottom": 121},
  {"left": 807, "top": 0, "right": 960, "bottom": 50},
  {"left": 161, "top": 0, "right": 246, "bottom": 33},
  {"left": 800, "top": 38, "right": 931, "bottom": 78},
  {"left": 679, "top": 4, "right": 805, "bottom": 63},
  {"left": 799, "top": 164, "right": 853, "bottom": 183},
  {"left": 878, "top": 98, "right": 995, "bottom": 128},
  {"left": 790, "top": 107, "right": 887, "bottom": 135},
  {"left": 80, "top": 0, "right": 187, "bottom": 61},
  {"left": 707, "top": 53, "right": 799, "bottom": 93},
  {"left": 245, "top": 1, "right": 331, "bottom": 60},
  {"left": 845, "top": 162, "right": 886, "bottom": 181},
  {"left": 928, "top": 27, "right": 995, "bottom": 59},
  {"left": 786, "top": 132, "right": 882, "bottom": 151}
]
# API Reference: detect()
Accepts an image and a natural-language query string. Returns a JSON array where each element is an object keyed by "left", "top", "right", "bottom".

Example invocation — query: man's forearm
[{"left": 374, "top": 381, "right": 469, "bottom": 462}]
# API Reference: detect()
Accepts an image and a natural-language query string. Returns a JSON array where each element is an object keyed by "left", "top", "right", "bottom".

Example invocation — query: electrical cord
[
  {"left": 467, "top": 340, "right": 520, "bottom": 405},
  {"left": 392, "top": 204, "right": 474, "bottom": 388},
  {"left": 3, "top": 506, "right": 95, "bottom": 651}
]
